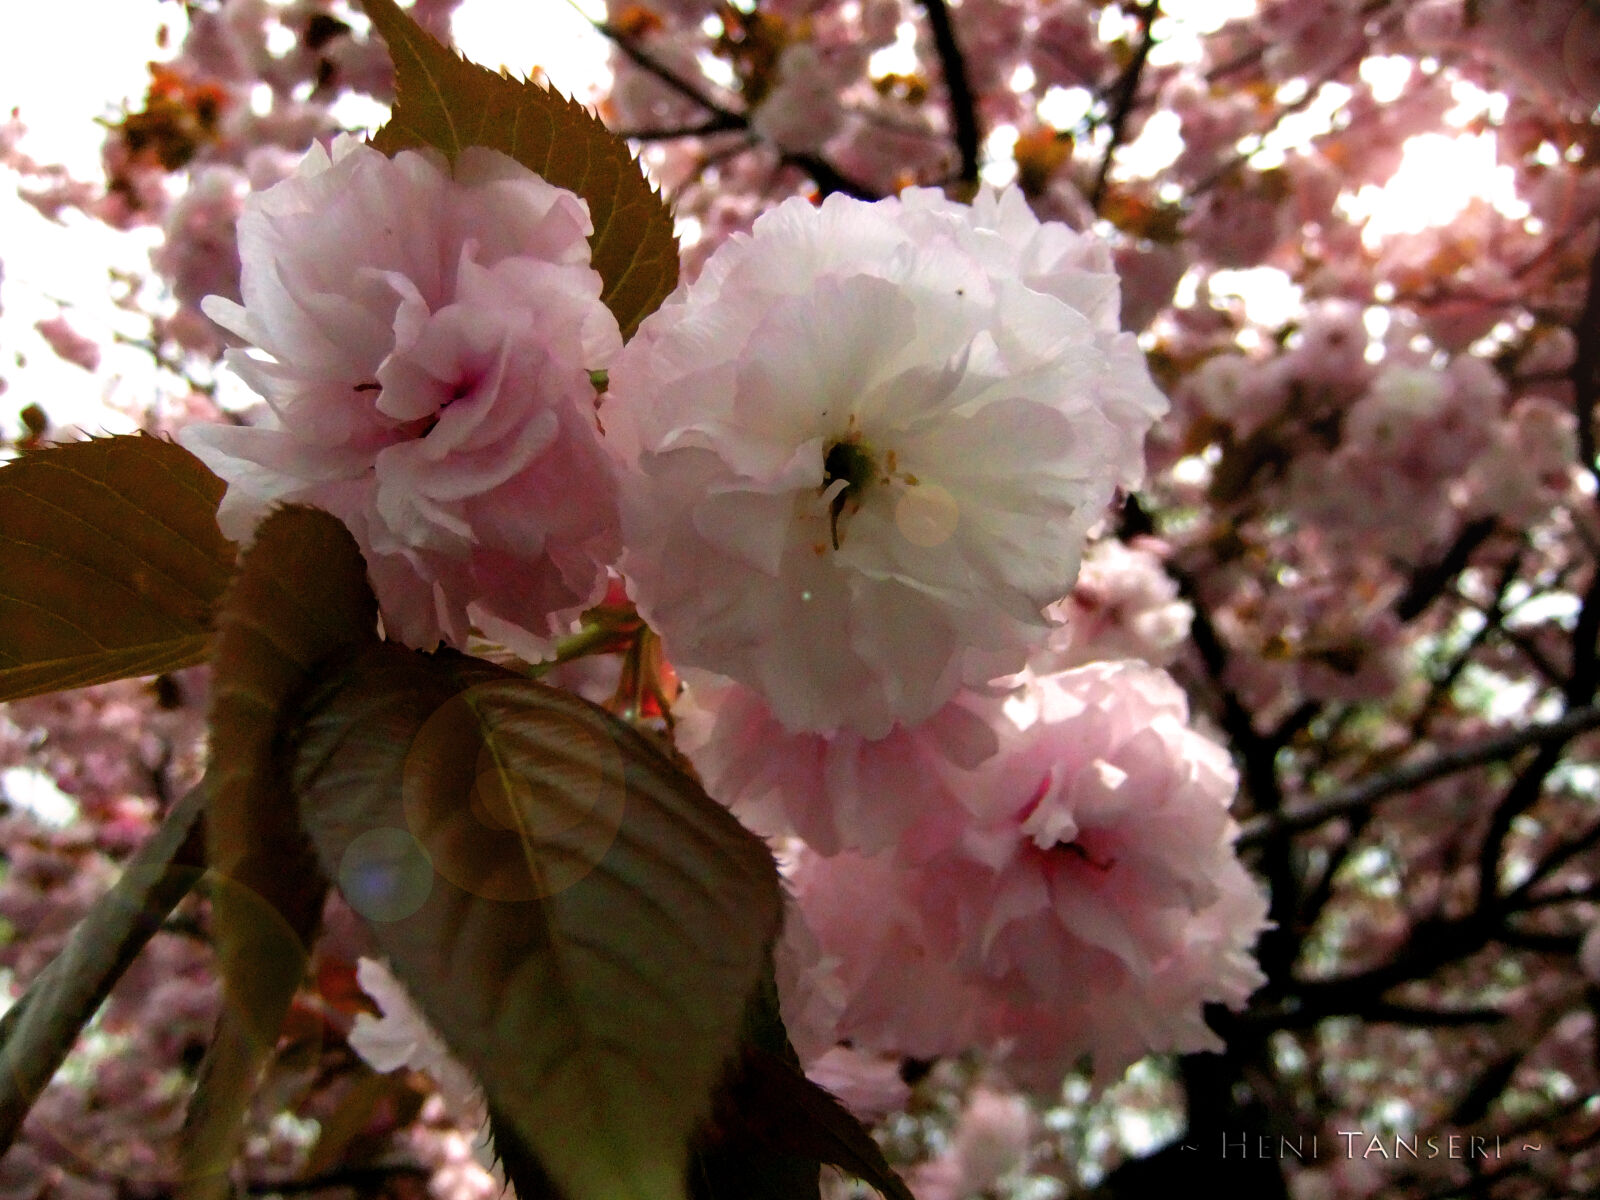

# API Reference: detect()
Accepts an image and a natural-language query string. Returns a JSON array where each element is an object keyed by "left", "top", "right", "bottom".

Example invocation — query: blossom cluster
[
  {"left": 604, "top": 184, "right": 1168, "bottom": 736},
  {"left": 180, "top": 136, "right": 623, "bottom": 657},
  {"left": 175, "top": 127, "right": 1264, "bottom": 1092},
  {"left": 13, "top": 0, "right": 1600, "bottom": 1195},
  {"left": 688, "top": 662, "right": 1267, "bottom": 1082}
]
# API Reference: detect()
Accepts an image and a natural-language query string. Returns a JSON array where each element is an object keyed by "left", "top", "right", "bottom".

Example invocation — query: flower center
[
  {"left": 1056, "top": 840, "right": 1118, "bottom": 873},
  {"left": 821, "top": 437, "right": 876, "bottom": 550}
]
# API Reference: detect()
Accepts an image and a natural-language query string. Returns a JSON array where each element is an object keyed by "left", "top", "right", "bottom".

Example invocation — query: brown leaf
[
  {"left": 360, "top": 0, "right": 679, "bottom": 339},
  {"left": 0, "top": 435, "right": 234, "bottom": 701}
]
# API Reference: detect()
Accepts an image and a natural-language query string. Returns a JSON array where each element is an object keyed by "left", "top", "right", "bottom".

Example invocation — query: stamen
[{"left": 821, "top": 438, "right": 876, "bottom": 550}]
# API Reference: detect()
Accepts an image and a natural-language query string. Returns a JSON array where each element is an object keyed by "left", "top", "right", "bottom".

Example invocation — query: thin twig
[
  {"left": 1091, "top": 1, "right": 1159, "bottom": 212},
  {"left": 593, "top": 20, "right": 877, "bottom": 199},
  {"left": 613, "top": 115, "right": 745, "bottom": 142},
  {"left": 1240, "top": 704, "right": 1600, "bottom": 845},
  {"left": 1394, "top": 517, "right": 1497, "bottom": 622},
  {"left": 594, "top": 20, "right": 741, "bottom": 120}
]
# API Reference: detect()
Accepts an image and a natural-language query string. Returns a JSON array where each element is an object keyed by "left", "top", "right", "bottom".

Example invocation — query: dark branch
[
  {"left": 917, "top": 0, "right": 981, "bottom": 186},
  {"left": 1566, "top": 555, "right": 1600, "bottom": 706},
  {"left": 1476, "top": 740, "right": 1571, "bottom": 909},
  {"left": 1288, "top": 913, "right": 1495, "bottom": 1021},
  {"left": 243, "top": 1165, "right": 433, "bottom": 1195},
  {"left": 1091, "top": 1, "right": 1159, "bottom": 212},
  {"left": 1240, "top": 704, "right": 1600, "bottom": 846},
  {"left": 1504, "top": 817, "right": 1600, "bottom": 910},
  {"left": 1394, "top": 517, "right": 1497, "bottom": 622},
  {"left": 593, "top": 22, "right": 878, "bottom": 200},
  {"left": 1168, "top": 557, "right": 1304, "bottom": 987},
  {"left": 780, "top": 152, "right": 881, "bottom": 201},
  {"left": 595, "top": 20, "right": 741, "bottom": 120},
  {"left": 1508, "top": 876, "right": 1600, "bottom": 912},
  {"left": 1348, "top": 1001, "right": 1507, "bottom": 1028},
  {"left": 615, "top": 115, "right": 745, "bottom": 142},
  {"left": 1570, "top": 233, "right": 1600, "bottom": 474}
]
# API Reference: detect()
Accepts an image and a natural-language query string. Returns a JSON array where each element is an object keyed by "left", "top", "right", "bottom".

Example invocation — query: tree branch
[
  {"left": 242, "top": 1165, "right": 432, "bottom": 1195},
  {"left": 0, "top": 780, "right": 208, "bottom": 1153},
  {"left": 594, "top": 20, "right": 876, "bottom": 199},
  {"left": 1091, "top": 1, "right": 1159, "bottom": 212},
  {"left": 1475, "top": 740, "right": 1568, "bottom": 911},
  {"left": 917, "top": 0, "right": 981, "bottom": 186},
  {"left": 1394, "top": 517, "right": 1497, "bottom": 622},
  {"left": 595, "top": 20, "right": 742, "bottom": 121},
  {"left": 1288, "top": 912, "right": 1495, "bottom": 1022},
  {"left": 778, "top": 151, "right": 881, "bottom": 200},
  {"left": 1570, "top": 233, "right": 1600, "bottom": 475},
  {"left": 1237, "top": 993, "right": 1509, "bottom": 1032},
  {"left": 1503, "top": 817, "right": 1600, "bottom": 910},
  {"left": 614, "top": 115, "right": 745, "bottom": 142},
  {"left": 1240, "top": 704, "right": 1600, "bottom": 846},
  {"left": 1566, "top": 553, "right": 1600, "bottom": 706}
]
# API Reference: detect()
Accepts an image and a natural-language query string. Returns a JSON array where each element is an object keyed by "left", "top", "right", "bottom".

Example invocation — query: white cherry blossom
[{"left": 603, "top": 185, "right": 1167, "bottom": 736}]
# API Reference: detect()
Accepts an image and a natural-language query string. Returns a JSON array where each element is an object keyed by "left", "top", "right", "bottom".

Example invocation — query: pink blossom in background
[
  {"left": 1029, "top": 0, "right": 1106, "bottom": 89},
  {"left": 1580, "top": 922, "right": 1600, "bottom": 984},
  {"left": 178, "top": 135, "right": 622, "bottom": 656},
  {"left": 748, "top": 43, "right": 853, "bottom": 155},
  {"left": 604, "top": 184, "right": 1167, "bottom": 737},
  {"left": 1033, "top": 537, "right": 1193, "bottom": 672},
  {"left": 1467, "top": 396, "right": 1579, "bottom": 525},
  {"left": 1176, "top": 349, "right": 1291, "bottom": 442},
  {"left": 910, "top": 1084, "right": 1034, "bottom": 1200},
  {"left": 1342, "top": 357, "right": 1503, "bottom": 483},
  {"left": 33, "top": 315, "right": 101, "bottom": 373}
]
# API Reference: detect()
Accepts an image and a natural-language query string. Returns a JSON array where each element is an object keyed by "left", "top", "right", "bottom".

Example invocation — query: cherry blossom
[
  {"left": 675, "top": 671, "right": 999, "bottom": 856},
  {"left": 178, "top": 135, "right": 622, "bottom": 655},
  {"left": 32, "top": 316, "right": 101, "bottom": 373},
  {"left": 776, "top": 662, "right": 1266, "bottom": 1080},
  {"left": 9, "top": 0, "right": 1600, "bottom": 1194},
  {"left": 1033, "top": 536, "right": 1193, "bottom": 671},
  {"left": 604, "top": 184, "right": 1167, "bottom": 736},
  {"left": 948, "top": 662, "right": 1268, "bottom": 1077}
]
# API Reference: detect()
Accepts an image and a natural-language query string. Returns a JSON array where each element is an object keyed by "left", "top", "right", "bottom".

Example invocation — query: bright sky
[{"left": 0, "top": 2, "right": 174, "bottom": 440}]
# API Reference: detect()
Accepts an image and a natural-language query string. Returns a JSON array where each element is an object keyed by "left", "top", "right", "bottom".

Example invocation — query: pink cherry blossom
[
  {"left": 1580, "top": 922, "right": 1600, "bottom": 984},
  {"left": 1035, "top": 536, "right": 1193, "bottom": 671},
  {"left": 33, "top": 315, "right": 101, "bottom": 373},
  {"left": 948, "top": 662, "right": 1267, "bottom": 1076},
  {"left": 179, "top": 135, "right": 622, "bottom": 656},
  {"left": 779, "top": 663, "right": 1265, "bottom": 1078},
  {"left": 801, "top": 1047, "right": 911, "bottom": 1123},
  {"left": 909, "top": 1084, "right": 1034, "bottom": 1200},
  {"left": 787, "top": 846, "right": 992, "bottom": 1060},
  {"left": 749, "top": 43, "right": 851, "bottom": 155},
  {"left": 675, "top": 671, "right": 999, "bottom": 857}
]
